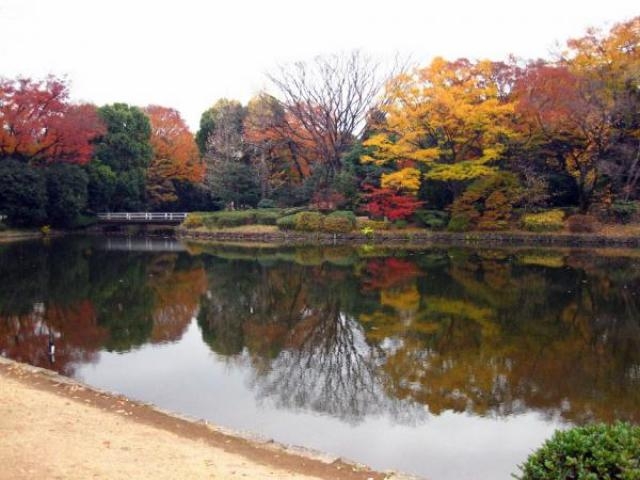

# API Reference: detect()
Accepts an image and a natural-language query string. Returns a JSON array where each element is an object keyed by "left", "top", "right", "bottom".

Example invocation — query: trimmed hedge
[
  {"left": 185, "top": 209, "right": 288, "bottom": 229},
  {"left": 521, "top": 210, "right": 565, "bottom": 232},
  {"left": 181, "top": 213, "right": 204, "bottom": 228},
  {"left": 323, "top": 215, "right": 353, "bottom": 233},
  {"left": 276, "top": 214, "right": 298, "bottom": 230},
  {"left": 185, "top": 209, "right": 360, "bottom": 233},
  {"left": 254, "top": 208, "right": 284, "bottom": 225},
  {"left": 328, "top": 210, "right": 357, "bottom": 223},
  {"left": 295, "top": 211, "right": 324, "bottom": 231},
  {"left": 325, "top": 211, "right": 356, "bottom": 233},
  {"left": 516, "top": 422, "right": 640, "bottom": 480}
]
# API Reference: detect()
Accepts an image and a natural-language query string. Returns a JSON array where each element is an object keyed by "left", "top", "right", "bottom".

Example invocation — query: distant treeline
[{"left": 1, "top": 16, "right": 638, "bottom": 230}]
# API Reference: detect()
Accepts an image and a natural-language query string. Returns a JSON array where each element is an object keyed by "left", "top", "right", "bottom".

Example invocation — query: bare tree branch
[{"left": 267, "top": 51, "right": 402, "bottom": 175}]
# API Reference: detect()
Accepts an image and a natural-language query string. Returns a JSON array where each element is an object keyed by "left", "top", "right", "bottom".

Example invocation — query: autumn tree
[
  {"left": 515, "top": 63, "right": 608, "bottom": 212},
  {"left": 143, "top": 106, "right": 204, "bottom": 208},
  {"left": 0, "top": 76, "right": 104, "bottom": 164},
  {"left": 365, "top": 58, "right": 518, "bottom": 177},
  {"left": 244, "top": 93, "right": 311, "bottom": 202},
  {"left": 268, "top": 51, "right": 390, "bottom": 178},
  {"left": 515, "top": 17, "right": 640, "bottom": 211},
  {"left": 448, "top": 172, "right": 521, "bottom": 231},
  {"left": 363, "top": 58, "right": 520, "bottom": 210},
  {"left": 566, "top": 16, "right": 640, "bottom": 204},
  {"left": 362, "top": 185, "right": 423, "bottom": 221}
]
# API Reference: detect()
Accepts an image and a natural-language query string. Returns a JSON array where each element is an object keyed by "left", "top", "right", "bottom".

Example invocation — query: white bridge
[{"left": 96, "top": 212, "right": 188, "bottom": 225}]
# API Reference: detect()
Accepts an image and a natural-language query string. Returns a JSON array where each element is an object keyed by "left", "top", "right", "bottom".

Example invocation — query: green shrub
[
  {"left": 276, "top": 214, "right": 299, "bottom": 230},
  {"left": 323, "top": 215, "right": 353, "bottom": 233},
  {"left": 611, "top": 201, "right": 639, "bottom": 224},
  {"left": 202, "top": 215, "right": 219, "bottom": 229},
  {"left": 393, "top": 219, "right": 408, "bottom": 229},
  {"left": 254, "top": 209, "right": 284, "bottom": 225},
  {"left": 0, "top": 221, "right": 7, "bottom": 232},
  {"left": 295, "top": 211, "right": 324, "bottom": 232},
  {"left": 516, "top": 422, "right": 640, "bottom": 480},
  {"left": 257, "top": 198, "right": 277, "bottom": 209},
  {"left": 447, "top": 213, "right": 473, "bottom": 232},
  {"left": 182, "top": 213, "right": 204, "bottom": 228},
  {"left": 415, "top": 209, "right": 449, "bottom": 230},
  {"left": 215, "top": 210, "right": 257, "bottom": 227},
  {"left": 521, "top": 210, "right": 565, "bottom": 232},
  {"left": 324, "top": 211, "right": 356, "bottom": 232},
  {"left": 327, "top": 210, "right": 356, "bottom": 223},
  {"left": 567, "top": 214, "right": 600, "bottom": 233}
]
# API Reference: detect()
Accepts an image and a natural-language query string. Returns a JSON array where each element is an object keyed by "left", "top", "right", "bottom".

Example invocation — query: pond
[{"left": 1, "top": 237, "right": 639, "bottom": 479}]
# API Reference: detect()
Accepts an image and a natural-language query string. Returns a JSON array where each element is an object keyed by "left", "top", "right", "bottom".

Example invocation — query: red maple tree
[
  {"left": 362, "top": 184, "right": 422, "bottom": 221},
  {"left": 0, "top": 76, "right": 104, "bottom": 164}
]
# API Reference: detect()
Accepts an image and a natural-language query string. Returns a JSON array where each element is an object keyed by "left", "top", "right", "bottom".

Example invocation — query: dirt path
[{"left": 0, "top": 359, "right": 395, "bottom": 480}]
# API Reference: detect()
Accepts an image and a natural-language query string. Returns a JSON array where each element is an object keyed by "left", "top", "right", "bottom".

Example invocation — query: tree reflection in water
[
  {"left": 0, "top": 240, "right": 639, "bottom": 426},
  {"left": 197, "top": 253, "right": 426, "bottom": 424},
  {"left": 0, "top": 238, "right": 207, "bottom": 375},
  {"left": 195, "top": 246, "right": 640, "bottom": 425}
]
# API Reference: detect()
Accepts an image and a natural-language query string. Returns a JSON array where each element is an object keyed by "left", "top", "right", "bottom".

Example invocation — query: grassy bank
[
  {"left": 177, "top": 224, "right": 640, "bottom": 248},
  {"left": 0, "top": 229, "right": 47, "bottom": 243}
]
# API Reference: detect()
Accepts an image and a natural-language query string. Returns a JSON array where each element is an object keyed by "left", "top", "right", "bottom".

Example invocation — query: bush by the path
[
  {"left": 516, "top": 422, "right": 640, "bottom": 480},
  {"left": 521, "top": 210, "right": 565, "bottom": 232}
]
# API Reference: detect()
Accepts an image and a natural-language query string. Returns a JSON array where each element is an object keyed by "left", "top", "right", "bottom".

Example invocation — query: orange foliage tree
[
  {"left": 243, "top": 94, "right": 313, "bottom": 198},
  {"left": 143, "top": 105, "right": 204, "bottom": 207}
]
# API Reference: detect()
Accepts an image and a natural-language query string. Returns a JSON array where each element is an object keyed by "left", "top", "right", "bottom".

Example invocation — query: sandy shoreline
[{"left": 0, "top": 357, "right": 406, "bottom": 480}]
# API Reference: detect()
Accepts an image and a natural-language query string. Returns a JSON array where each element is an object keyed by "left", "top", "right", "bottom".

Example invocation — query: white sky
[{"left": 0, "top": 0, "right": 637, "bottom": 131}]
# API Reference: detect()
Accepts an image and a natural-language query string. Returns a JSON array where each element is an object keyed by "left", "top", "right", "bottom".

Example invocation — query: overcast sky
[{"left": 0, "top": 0, "right": 637, "bottom": 130}]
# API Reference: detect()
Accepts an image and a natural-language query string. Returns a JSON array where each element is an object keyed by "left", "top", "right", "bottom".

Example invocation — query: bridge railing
[{"left": 96, "top": 212, "right": 188, "bottom": 222}]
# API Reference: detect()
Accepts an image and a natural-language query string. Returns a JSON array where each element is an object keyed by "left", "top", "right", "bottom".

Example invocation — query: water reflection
[
  {"left": 192, "top": 245, "right": 640, "bottom": 425},
  {"left": 0, "top": 238, "right": 639, "bottom": 478},
  {"left": 0, "top": 238, "right": 206, "bottom": 374}
]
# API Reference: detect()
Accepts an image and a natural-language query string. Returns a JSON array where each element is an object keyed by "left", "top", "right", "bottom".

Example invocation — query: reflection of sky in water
[{"left": 76, "top": 320, "right": 561, "bottom": 480}]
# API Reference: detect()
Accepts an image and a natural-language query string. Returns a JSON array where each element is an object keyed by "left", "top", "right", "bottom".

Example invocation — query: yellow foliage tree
[
  {"left": 363, "top": 57, "right": 519, "bottom": 185},
  {"left": 380, "top": 167, "right": 421, "bottom": 194}
]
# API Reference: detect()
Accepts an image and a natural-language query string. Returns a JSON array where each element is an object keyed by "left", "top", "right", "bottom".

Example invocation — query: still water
[{"left": 1, "top": 237, "right": 639, "bottom": 479}]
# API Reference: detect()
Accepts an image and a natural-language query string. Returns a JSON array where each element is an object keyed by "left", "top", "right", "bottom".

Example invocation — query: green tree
[
  {"left": 0, "top": 159, "right": 47, "bottom": 227},
  {"left": 92, "top": 103, "right": 152, "bottom": 210},
  {"left": 197, "top": 99, "right": 259, "bottom": 207},
  {"left": 44, "top": 163, "right": 89, "bottom": 228},
  {"left": 209, "top": 158, "right": 260, "bottom": 208},
  {"left": 196, "top": 99, "right": 246, "bottom": 160},
  {"left": 86, "top": 161, "right": 117, "bottom": 212}
]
